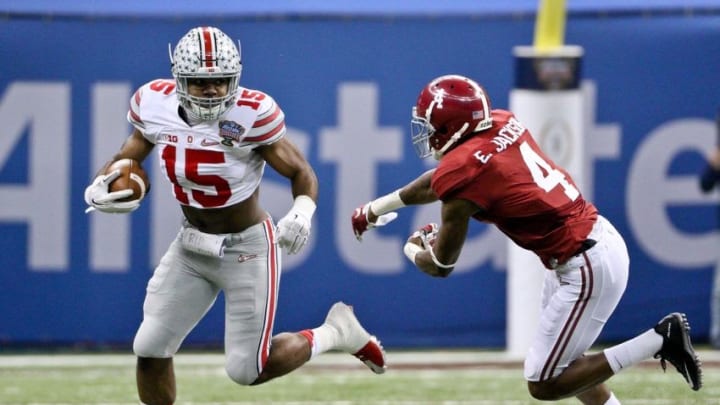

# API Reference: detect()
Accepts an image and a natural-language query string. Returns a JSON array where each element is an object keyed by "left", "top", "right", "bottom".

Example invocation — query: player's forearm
[
  {"left": 414, "top": 251, "right": 453, "bottom": 277},
  {"left": 403, "top": 230, "right": 454, "bottom": 278},
  {"left": 290, "top": 168, "right": 319, "bottom": 202},
  {"left": 399, "top": 169, "right": 438, "bottom": 206},
  {"left": 367, "top": 170, "right": 437, "bottom": 221}
]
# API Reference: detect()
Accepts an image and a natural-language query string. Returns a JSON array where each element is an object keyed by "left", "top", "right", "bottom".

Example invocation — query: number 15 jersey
[
  {"left": 431, "top": 109, "right": 598, "bottom": 269},
  {"left": 127, "top": 79, "right": 285, "bottom": 209}
]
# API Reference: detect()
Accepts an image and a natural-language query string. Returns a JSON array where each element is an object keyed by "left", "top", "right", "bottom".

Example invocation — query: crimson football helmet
[
  {"left": 410, "top": 74, "right": 493, "bottom": 159},
  {"left": 169, "top": 26, "right": 242, "bottom": 121}
]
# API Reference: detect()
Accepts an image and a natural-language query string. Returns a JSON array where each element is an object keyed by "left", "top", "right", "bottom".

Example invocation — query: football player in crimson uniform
[
  {"left": 85, "top": 26, "right": 386, "bottom": 405},
  {"left": 352, "top": 74, "right": 701, "bottom": 404}
]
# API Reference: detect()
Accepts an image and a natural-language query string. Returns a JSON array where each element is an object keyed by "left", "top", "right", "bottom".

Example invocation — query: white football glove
[
  {"left": 276, "top": 196, "right": 316, "bottom": 255},
  {"left": 83, "top": 171, "right": 141, "bottom": 214}
]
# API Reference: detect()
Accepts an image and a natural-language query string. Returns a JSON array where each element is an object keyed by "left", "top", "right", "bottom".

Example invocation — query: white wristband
[
  {"left": 370, "top": 190, "right": 405, "bottom": 215},
  {"left": 403, "top": 242, "right": 422, "bottom": 264},
  {"left": 292, "top": 195, "right": 316, "bottom": 219}
]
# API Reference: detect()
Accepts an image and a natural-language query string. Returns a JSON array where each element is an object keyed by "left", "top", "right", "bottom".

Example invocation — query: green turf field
[{"left": 0, "top": 349, "right": 716, "bottom": 404}]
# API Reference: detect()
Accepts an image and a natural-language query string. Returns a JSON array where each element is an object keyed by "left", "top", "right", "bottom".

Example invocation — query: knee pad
[
  {"left": 523, "top": 348, "right": 543, "bottom": 381},
  {"left": 133, "top": 318, "right": 183, "bottom": 358},
  {"left": 225, "top": 351, "right": 261, "bottom": 386}
]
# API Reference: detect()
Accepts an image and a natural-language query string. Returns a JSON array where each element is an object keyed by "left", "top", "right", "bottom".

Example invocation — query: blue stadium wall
[{"left": 1, "top": 9, "right": 719, "bottom": 349}]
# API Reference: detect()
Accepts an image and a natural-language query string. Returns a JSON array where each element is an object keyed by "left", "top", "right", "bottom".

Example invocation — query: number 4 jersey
[
  {"left": 127, "top": 79, "right": 285, "bottom": 209},
  {"left": 431, "top": 109, "right": 598, "bottom": 269}
]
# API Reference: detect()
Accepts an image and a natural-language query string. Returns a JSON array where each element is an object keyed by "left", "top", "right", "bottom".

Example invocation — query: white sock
[
  {"left": 603, "top": 391, "right": 621, "bottom": 405},
  {"left": 308, "top": 324, "right": 338, "bottom": 358},
  {"left": 603, "top": 329, "right": 663, "bottom": 373}
]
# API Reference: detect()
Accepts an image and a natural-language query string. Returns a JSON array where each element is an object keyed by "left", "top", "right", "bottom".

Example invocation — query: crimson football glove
[
  {"left": 351, "top": 202, "right": 398, "bottom": 241},
  {"left": 409, "top": 223, "right": 439, "bottom": 249}
]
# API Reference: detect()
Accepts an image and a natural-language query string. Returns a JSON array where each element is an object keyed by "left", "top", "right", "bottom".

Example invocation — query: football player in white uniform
[{"left": 85, "top": 26, "right": 386, "bottom": 405}]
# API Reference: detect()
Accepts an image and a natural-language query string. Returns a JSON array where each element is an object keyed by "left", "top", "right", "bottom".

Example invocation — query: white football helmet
[{"left": 169, "top": 26, "right": 242, "bottom": 121}]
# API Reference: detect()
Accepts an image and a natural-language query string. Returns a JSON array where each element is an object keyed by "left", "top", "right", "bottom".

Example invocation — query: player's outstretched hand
[{"left": 351, "top": 202, "right": 398, "bottom": 241}]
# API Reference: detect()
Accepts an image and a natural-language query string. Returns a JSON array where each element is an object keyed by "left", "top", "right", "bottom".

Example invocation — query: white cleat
[{"left": 324, "top": 302, "right": 387, "bottom": 374}]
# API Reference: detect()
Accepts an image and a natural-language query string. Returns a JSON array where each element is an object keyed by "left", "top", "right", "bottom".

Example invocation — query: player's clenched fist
[
  {"left": 276, "top": 195, "right": 316, "bottom": 255},
  {"left": 408, "top": 223, "right": 439, "bottom": 250}
]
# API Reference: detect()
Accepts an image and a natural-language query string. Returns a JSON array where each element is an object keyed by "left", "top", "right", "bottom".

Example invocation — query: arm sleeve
[
  {"left": 127, "top": 87, "right": 145, "bottom": 131},
  {"left": 243, "top": 96, "right": 286, "bottom": 145}
]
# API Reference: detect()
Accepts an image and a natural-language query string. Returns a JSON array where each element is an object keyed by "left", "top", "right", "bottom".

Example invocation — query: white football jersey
[{"left": 127, "top": 79, "right": 285, "bottom": 208}]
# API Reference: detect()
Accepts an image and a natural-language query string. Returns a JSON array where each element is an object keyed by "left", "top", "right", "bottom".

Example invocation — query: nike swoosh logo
[
  {"left": 238, "top": 254, "right": 258, "bottom": 263},
  {"left": 201, "top": 139, "right": 220, "bottom": 147}
]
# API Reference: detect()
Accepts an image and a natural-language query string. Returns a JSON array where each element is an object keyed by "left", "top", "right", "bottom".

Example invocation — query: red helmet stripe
[{"left": 200, "top": 27, "right": 216, "bottom": 67}]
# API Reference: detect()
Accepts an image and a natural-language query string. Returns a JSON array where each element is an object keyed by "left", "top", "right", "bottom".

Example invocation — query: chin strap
[{"left": 433, "top": 122, "right": 469, "bottom": 159}]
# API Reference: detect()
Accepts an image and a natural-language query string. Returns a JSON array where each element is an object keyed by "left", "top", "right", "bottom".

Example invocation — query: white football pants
[
  {"left": 133, "top": 217, "right": 280, "bottom": 385},
  {"left": 524, "top": 215, "right": 630, "bottom": 381}
]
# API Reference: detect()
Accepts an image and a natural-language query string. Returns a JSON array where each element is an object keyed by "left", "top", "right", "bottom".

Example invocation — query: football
[{"left": 106, "top": 158, "right": 150, "bottom": 202}]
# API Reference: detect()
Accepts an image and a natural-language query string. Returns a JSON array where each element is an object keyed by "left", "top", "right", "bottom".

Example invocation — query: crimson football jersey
[{"left": 431, "top": 109, "right": 598, "bottom": 268}]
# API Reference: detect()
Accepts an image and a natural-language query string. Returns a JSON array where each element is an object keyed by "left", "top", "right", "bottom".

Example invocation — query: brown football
[{"left": 106, "top": 158, "right": 150, "bottom": 202}]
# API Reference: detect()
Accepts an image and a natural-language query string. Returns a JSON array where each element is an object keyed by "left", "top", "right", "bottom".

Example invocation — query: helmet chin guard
[{"left": 169, "top": 26, "right": 242, "bottom": 121}]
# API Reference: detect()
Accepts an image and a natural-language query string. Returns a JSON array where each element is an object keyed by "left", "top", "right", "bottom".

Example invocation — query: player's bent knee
[
  {"left": 527, "top": 381, "right": 561, "bottom": 401},
  {"left": 133, "top": 319, "right": 183, "bottom": 358},
  {"left": 225, "top": 364, "right": 258, "bottom": 386},
  {"left": 225, "top": 353, "right": 260, "bottom": 386}
]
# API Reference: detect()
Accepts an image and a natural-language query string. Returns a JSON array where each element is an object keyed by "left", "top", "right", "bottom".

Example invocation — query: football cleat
[
  {"left": 653, "top": 312, "right": 702, "bottom": 391},
  {"left": 324, "top": 302, "right": 387, "bottom": 374}
]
